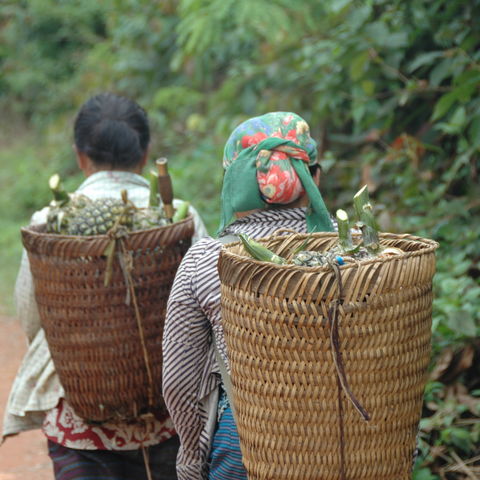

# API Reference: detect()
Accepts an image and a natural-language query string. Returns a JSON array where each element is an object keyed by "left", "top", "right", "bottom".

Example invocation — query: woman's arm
[
  {"left": 15, "top": 207, "right": 49, "bottom": 343},
  {"left": 14, "top": 250, "right": 42, "bottom": 343},
  {"left": 162, "top": 240, "right": 221, "bottom": 480}
]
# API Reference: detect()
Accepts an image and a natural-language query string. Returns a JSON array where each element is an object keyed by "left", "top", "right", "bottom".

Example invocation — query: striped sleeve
[
  {"left": 162, "top": 238, "right": 222, "bottom": 480},
  {"left": 162, "top": 208, "right": 332, "bottom": 478}
]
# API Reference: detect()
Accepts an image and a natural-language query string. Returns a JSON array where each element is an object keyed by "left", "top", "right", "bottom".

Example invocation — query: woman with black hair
[{"left": 3, "top": 92, "right": 207, "bottom": 480}]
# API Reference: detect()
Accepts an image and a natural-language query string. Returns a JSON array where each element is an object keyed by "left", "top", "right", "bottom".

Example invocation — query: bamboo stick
[
  {"left": 155, "top": 157, "right": 174, "bottom": 222},
  {"left": 353, "top": 185, "right": 380, "bottom": 254},
  {"left": 148, "top": 170, "right": 160, "bottom": 207},
  {"left": 49, "top": 174, "right": 70, "bottom": 205},
  {"left": 336, "top": 209, "right": 353, "bottom": 252}
]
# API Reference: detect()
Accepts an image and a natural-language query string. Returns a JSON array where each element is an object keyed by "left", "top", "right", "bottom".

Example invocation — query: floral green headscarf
[{"left": 218, "top": 112, "right": 333, "bottom": 235}]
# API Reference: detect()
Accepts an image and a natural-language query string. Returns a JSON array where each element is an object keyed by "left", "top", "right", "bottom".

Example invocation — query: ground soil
[{"left": 0, "top": 314, "right": 52, "bottom": 479}]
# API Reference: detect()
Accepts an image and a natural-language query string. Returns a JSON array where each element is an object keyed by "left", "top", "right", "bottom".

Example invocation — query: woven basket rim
[
  {"left": 21, "top": 213, "right": 193, "bottom": 240},
  {"left": 21, "top": 214, "right": 194, "bottom": 257},
  {"left": 220, "top": 231, "right": 439, "bottom": 273}
]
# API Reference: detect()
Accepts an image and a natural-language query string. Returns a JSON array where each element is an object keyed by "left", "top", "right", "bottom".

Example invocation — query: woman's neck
[{"left": 235, "top": 195, "right": 309, "bottom": 218}]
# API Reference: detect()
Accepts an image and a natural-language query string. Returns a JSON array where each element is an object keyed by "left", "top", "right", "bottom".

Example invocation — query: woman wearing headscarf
[{"left": 162, "top": 112, "right": 334, "bottom": 480}]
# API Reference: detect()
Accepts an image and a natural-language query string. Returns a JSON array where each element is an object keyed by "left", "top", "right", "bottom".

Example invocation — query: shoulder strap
[
  {"left": 213, "top": 231, "right": 239, "bottom": 419},
  {"left": 212, "top": 336, "right": 238, "bottom": 421},
  {"left": 213, "top": 234, "right": 239, "bottom": 420}
]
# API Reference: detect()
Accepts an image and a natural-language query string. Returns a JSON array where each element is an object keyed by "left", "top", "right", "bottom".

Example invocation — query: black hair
[
  {"left": 74, "top": 92, "right": 150, "bottom": 169},
  {"left": 309, "top": 163, "right": 321, "bottom": 176}
]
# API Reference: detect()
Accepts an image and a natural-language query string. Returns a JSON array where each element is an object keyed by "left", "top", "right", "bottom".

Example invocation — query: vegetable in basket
[
  {"left": 130, "top": 169, "right": 169, "bottom": 230},
  {"left": 238, "top": 233, "right": 345, "bottom": 267},
  {"left": 238, "top": 233, "right": 287, "bottom": 265},
  {"left": 237, "top": 185, "right": 403, "bottom": 266},
  {"left": 45, "top": 171, "right": 188, "bottom": 236}
]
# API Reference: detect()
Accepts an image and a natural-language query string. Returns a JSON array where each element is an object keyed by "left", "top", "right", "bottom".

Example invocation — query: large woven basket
[
  {"left": 21, "top": 216, "right": 194, "bottom": 423},
  {"left": 218, "top": 232, "right": 438, "bottom": 480}
]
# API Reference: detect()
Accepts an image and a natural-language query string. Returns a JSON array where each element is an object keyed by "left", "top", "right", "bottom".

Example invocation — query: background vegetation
[{"left": 1, "top": 0, "right": 478, "bottom": 477}]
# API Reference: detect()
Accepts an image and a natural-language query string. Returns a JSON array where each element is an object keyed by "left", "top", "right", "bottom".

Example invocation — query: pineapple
[
  {"left": 67, "top": 197, "right": 134, "bottom": 236},
  {"left": 46, "top": 194, "right": 92, "bottom": 234},
  {"left": 45, "top": 171, "right": 175, "bottom": 236},
  {"left": 46, "top": 174, "right": 134, "bottom": 236},
  {"left": 46, "top": 174, "right": 92, "bottom": 234},
  {"left": 132, "top": 208, "right": 168, "bottom": 231}
]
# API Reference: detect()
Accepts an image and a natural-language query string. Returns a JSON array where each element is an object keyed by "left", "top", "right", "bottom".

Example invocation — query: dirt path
[{"left": 0, "top": 315, "right": 52, "bottom": 479}]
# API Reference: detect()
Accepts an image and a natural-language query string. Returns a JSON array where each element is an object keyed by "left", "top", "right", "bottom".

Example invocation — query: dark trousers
[{"left": 48, "top": 435, "right": 179, "bottom": 480}]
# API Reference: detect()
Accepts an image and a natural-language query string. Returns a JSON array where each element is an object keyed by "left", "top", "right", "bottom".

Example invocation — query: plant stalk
[
  {"left": 353, "top": 185, "right": 380, "bottom": 254},
  {"left": 148, "top": 170, "right": 160, "bottom": 207},
  {"left": 172, "top": 201, "right": 190, "bottom": 222},
  {"left": 336, "top": 209, "right": 354, "bottom": 252},
  {"left": 49, "top": 174, "right": 70, "bottom": 205}
]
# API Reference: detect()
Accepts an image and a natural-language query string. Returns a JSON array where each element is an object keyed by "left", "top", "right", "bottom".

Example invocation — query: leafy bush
[{"left": 1, "top": 0, "right": 478, "bottom": 476}]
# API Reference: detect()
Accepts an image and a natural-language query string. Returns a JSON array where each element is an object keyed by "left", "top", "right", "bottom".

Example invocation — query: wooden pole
[{"left": 155, "top": 158, "right": 174, "bottom": 222}]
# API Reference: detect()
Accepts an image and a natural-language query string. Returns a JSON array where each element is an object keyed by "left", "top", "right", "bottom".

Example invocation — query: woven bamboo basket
[
  {"left": 21, "top": 216, "right": 194, "bottom": 423},
  {"left": 218, "top": 232, "right": 438, "bottom": 480}
]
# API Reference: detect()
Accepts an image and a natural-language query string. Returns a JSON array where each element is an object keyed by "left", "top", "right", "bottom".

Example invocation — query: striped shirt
[{"left": 162, "top": 207, "right": 312, "bottom": 480}]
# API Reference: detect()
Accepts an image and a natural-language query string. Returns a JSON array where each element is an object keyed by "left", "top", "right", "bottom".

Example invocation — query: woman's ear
[
  {"left": 74, "top": 145, "right": 95, "bottom": 177},
  {"left": 138, "top": 147, "right": 150, "bottom": 172}
]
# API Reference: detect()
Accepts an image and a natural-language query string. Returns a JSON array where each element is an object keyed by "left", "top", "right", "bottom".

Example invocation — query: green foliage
[
  {"left": 0, "top": 220, "right": 23, "bottom": 314},
  {"left": 1, "top": 0, "right": 479, "bottom": 476},
  {"left": 414, "top": 376, "right": 480, "bottom": 477},
  {"left": 0, "top": 0, "right": 107, "bottom": 120}
]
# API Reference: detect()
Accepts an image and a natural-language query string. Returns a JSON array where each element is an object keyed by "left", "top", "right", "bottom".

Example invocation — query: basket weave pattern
[
  {"left": 218, "top": 232, "right": 438, "bottom": 480},
  {"left": 21, "top": 217, "right": 194, "bottom": 423}
]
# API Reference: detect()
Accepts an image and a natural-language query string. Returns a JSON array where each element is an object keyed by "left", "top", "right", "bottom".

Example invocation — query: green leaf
[
  {"left": 436, "top": 106, "right": 467, "bottom": 134},
  {"left": 432, "top": 91, "right": 458, "bottom": 120},
  {"left": 446, "top": 312, "right": 477, "bottom": 337},
  {"left": 455, "top": 82, "right": 477, "bottom": 103},
  {"left": 449, "top": 106, "right": 466, "bottom": 127},
  {"left": 432, "top": 81, "right": 476, "bottom": 121},
  {"left": 152, "top": 86, "right": 202, "bottom": 112},
  {"left": 468, "top": 116, "right": 480, "bottom": 149},
  {"left": 384, "top": 32, "right": 409, "bottom": 49},
  {"left": 349, "top": 51, "right": 370, "bottom": 81},
  {"left": 449, "top": 427, "right": 474, "bottom": 452},
  {"left": 352, "top": 102, "right": 366, "bottom": 125},
  {"left": 453, "top": 69, "right": 480, "bottom": 87},
  {"left": 398, "top": 90, "right": 409, "bottom": 106},
  {"left": 361, "top": 80, "right": 375, "bottom": 96},
  {"left": 408, "top": 51, "right": 444, "bottom": 72},
  {"left": 412, "top": 467, "right": 439, "bottom": 480},
  {"left": 364, "top": 21, "right": 390, "bottom": 47},
  {"left": 327, "top": 0, "right": 351, "bottom": 14},
  {"left": 429, "top": 58, "right": 454, "bottom": 87}
]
